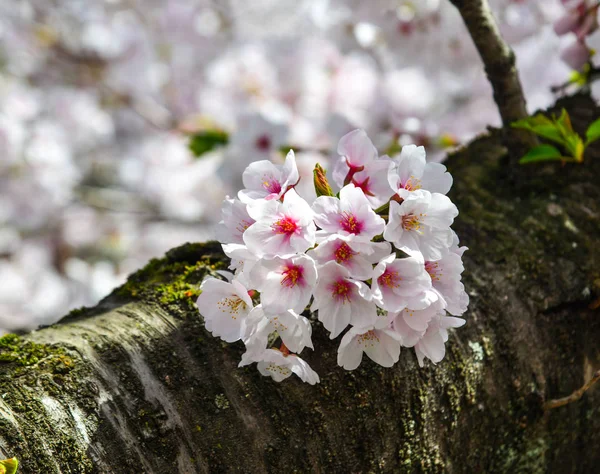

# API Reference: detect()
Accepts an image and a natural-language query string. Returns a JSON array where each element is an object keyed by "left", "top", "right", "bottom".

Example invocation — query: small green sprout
[{"left": 512, "top": 109, "right": 600, "bottom": 164}]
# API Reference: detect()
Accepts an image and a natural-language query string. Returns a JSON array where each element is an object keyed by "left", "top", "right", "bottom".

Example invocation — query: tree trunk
[{"left": 1, "top": 94, "right": 599, "bottom": 474}]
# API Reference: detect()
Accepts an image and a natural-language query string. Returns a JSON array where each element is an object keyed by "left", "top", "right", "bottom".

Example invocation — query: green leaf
[
  {"left": 530, "top": 125, "right": 568, "bottom": 146},
  {"left": 555, "top": 109, "right": 574, "bottom": 133},
  {"left": 512, "top": 115, "right": 567, "bottom": 146},
  {"left": 511, "top": 114, "right": 553, "bottom": 130},
  {"left": 564, "top": 134, "right": 585, "bottom": 162},
  {"left": 518, "top": 145, "right": 568, "bottom": 164},
  {"left": 585, "top": 117, "right": 600, "bottom": 146},
  {"left": 188, "top": 130, "right": 229, "bottom": 158},
  {"left": 0, "top": 457, "right": 18, "bottom": 474}
]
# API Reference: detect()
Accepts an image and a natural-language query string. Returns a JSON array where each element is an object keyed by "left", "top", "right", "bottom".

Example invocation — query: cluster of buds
[
  {"left": 196, "top": 130, "right": 468, "bottom": 384},
  {"left": 554, "top": 0, "right": 599, "bottom": 71}
]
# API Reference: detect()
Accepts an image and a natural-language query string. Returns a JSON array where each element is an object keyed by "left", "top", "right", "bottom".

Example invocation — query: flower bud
[{"left": 313, "top": 163, "right": 334, "bottom": 197}]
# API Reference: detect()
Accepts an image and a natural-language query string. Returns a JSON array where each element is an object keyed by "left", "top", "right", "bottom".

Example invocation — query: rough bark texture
[{"left": 1, "top": 94, "right": 600, "bottom": 473}]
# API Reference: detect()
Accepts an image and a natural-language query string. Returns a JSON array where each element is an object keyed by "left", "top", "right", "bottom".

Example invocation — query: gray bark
[{"left": 0, "top": 94, "right": 599, "bottom": 473}]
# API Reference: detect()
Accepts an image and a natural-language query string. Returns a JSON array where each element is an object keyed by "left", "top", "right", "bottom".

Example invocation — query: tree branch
[
  {"left": 449, "top": 0, "right": 536, "bottom": 150},
  {"left": 544, "top": 370, "right": 600, "bottom": 410}
]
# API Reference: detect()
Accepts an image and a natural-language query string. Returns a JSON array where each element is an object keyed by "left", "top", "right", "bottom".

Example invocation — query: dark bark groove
[{"left": 0, "top": 94, "right": 599, "bottom": 473}]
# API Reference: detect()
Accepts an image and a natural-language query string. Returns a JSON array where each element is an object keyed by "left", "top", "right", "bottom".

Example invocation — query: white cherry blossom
[
  {"left": 389, "top": 298, "right": 446, "bottom": 332},
  {"left": 221, "top": 243, "right": 259, "bottom": 287},
  {"left": 217, "top": 197, "right": 255, "bottom": 244},
  {"left": 196, "top": 277, "right": 253, "bottom": 343},
  {"left": 391, "top": 316, "right": 425, "bottom": 348},
  {"left": 414, "top": 315, "right": 466, "bottom": 367},
  {"left": 240, "top": 305, "right": 313, "bottom": 365},
  {"left": 383, "top": 190, "right": 458, "bottom": 261},
  {"left": 387, "top": 145, "right": 453, "bottom": 200},
  {"left": 425, "top": 252, "right": 469, "bottom": 316},
  {"left": 337, "top": 319, "right": 402, "bottom": 370},
  {"left": 255, "top": 349, "right": 320, "bottom": 384},
  {"left": 197, "top": 129, "right": 468, "bottom": 383}
]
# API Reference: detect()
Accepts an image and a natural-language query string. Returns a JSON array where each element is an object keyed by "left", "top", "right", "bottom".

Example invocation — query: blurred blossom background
[{"left": 1, "top": 0, "right": 599, "bottom": 333}]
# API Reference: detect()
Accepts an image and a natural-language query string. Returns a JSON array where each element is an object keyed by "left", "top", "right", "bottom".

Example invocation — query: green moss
[
  {"left": 0, "top": 333, "right": 99, "bottom": 473},
  {"left": 0, "top": 334, "right": 72, "bottom": 375},
  {"left": 114, "top": 241, "right": 227, "bottom": 316},
  {"left": 214, "top": 394, "right": 230, "bottom": 410}
]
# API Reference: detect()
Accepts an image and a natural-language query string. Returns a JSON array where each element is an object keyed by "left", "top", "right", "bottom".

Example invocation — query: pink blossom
[
  {"left": 308, "top": 234, "right": 391, "bottom": 280},
  {"left": 350, "top": 157, "right": 395, "bottom": 208},
  {"left": 332, "top": 129, "right": 378, "bottom": 187},
  {"left": 311, "top": 261, "right": 377, "bottom": 338},
  {"left": 244, "top": 189, "right": 316, "bottom": 258},
  {"left": 249, "top": 254, "right": 317, "bottom": 314},
  {"left": 238, "top": 150, "right": 299, "bottom": 203},
  {"left": 312, "top": 184, "right": 385, "bottom": 242},
  {"left": 371, "top": 253, "right": 437, "bottom": 312}
]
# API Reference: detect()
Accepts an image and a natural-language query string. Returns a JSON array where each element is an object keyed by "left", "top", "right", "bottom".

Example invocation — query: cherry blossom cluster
[{"left": 196, "top": 130, "right": 468, "bottom": 384}]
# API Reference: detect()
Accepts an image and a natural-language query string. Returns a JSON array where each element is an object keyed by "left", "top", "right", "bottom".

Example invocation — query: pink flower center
[
  {"left": 330, "top": 279, "right": 352, "bottom": 303},
  {"left": 339, "top": 211, "right": 363, "bottom": 234},
  {"left": 255, "top": 134, "right": 272, "bottom": 151},
  {"left": 352, "top": 177, "right": 375, "bottom": 196},
  {"left": 334, "top": 242, "right": 357, "bottom": 264},
  {"left": 281, "top": 264, "right": 304, "bottom": 288},
  {"left": 262, "top": 175, "right": 282, "bottom": 194},
  {"left": 402, "top": 213, "right": 424, "bottom": 231},
  {"left": 272, "top": 216, "right": 298, "bottom": 235},
  {"left": 425, "top": 261, "right": 441, "bottom": 281},
  {"left": 378, "top": 269, "right": 401, "bottom": 289}
]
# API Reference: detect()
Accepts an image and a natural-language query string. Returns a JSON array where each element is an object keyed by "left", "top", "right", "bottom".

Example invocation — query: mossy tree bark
[{"left": 1, "top": 94, "right": 600, "bottom": 473}]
